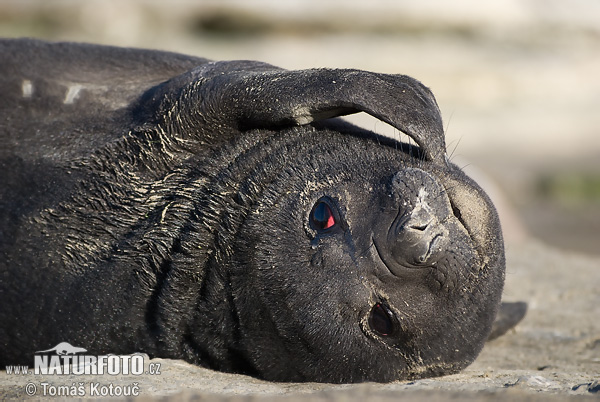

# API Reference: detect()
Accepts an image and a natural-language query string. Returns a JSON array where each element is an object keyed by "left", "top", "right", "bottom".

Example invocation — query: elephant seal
[{"left": 0, "top": 39, "right": 521, "bottom": 383}]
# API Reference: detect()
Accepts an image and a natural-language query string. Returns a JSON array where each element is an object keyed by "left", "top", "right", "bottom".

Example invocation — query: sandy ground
[{"left": 0, "top": 1, "right": 599, "bottom": 400}]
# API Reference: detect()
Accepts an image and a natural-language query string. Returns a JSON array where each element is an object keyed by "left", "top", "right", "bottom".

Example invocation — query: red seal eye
[{"left": 310, "top": 201, "right": 336, "bottom": 231}]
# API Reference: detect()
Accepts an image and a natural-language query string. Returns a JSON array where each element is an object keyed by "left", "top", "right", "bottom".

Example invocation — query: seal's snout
[{"left": 379, "top": 168, "right": 452, "bottom": 273}]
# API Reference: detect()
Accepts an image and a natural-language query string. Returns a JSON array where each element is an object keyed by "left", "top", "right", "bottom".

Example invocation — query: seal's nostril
[{"left": 409, "top": 222, "right": 429, "bottom": 231}]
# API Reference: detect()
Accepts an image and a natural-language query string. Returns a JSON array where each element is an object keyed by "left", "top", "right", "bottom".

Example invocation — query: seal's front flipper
[
  {"left": 487, "top": 301, "right": 527, "bottom": 341},
  {"left": 222, "top": 68, "right": 446, "bottom": 164},
  {"left": 153, "top": 62, "right": 447, "bottom": 164}
]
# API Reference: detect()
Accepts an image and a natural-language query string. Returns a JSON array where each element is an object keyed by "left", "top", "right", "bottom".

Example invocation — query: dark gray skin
[{"left": 0, "top": 39, "right": 523, "bottom": 383}]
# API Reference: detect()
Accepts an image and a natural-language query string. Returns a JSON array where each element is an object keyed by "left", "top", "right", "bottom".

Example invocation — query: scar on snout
[
  {"left": 64, "top": 84, "right": 83, "bottom": 104},
  {"left": 22, "top": 80, "right": 33, "bottom": 98}
]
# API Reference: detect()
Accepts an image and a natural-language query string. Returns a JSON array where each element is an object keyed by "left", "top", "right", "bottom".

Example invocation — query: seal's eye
[
  {"left": 368, "top": 303, "right": 397, "bottom": 336},
  {"left": 310, "top": 200, "right": 336, "bottom": 231}
]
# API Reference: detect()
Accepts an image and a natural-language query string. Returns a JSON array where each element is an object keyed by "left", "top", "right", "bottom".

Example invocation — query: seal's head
[{"left": 228, "top": 127, "right": 504, "bottom": 383}]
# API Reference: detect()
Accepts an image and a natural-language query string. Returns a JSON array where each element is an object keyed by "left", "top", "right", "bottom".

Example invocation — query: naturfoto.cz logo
[
  {"left": 5, "top": 342, "right": 161, "bottom": 397},
  {"left": 15, "top": 342, "right": 160, "bottom": 376}
]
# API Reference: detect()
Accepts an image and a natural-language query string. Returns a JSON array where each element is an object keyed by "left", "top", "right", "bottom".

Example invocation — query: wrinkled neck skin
[{"left": 133, "top": 126, "right": 300, "bottom": 373}]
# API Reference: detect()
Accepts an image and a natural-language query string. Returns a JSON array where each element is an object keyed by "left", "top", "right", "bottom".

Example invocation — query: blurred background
[{"left": 1, "top": 0, "right": 599, "bottom": 255}]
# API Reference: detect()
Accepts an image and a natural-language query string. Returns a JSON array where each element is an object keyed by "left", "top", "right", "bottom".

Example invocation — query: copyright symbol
[{"left": 25, "top": 382, "right": 37, "bottom": 396}]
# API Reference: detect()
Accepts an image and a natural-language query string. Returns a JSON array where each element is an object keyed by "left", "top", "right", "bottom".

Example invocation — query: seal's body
[{"left": 0, "top": 39, "right": 507, "bottom": 383}]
